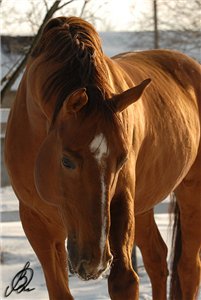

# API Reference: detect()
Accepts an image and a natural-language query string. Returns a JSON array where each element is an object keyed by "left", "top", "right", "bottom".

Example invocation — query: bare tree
[
  {"left": 1, "top": 1, "right": 66, "bottom": 102},
  {"left": 130, "top": 0, "right": 201, "bottom": 59},
  {"left": 153, "top": 0, "right": 159, "bottom": 49},
  {"left": 79, "top": 0, "right": 89, "bottom": 17},
  {"left": 78, "top": 0, "right": 109, "bottom": 30},
  {"left": 158, "top": 0, "right": 201, "bottom": 55}
]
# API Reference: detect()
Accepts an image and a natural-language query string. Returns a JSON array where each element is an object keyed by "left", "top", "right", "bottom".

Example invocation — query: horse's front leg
[
  {"left": 108, "top": 189, "right": 139, "bottom": 300},
  {"left": 135, "top": 209, "right": 168, "bottom": 300},
  {"left": 20, "top": 202, "right": 73, "bottom": 300}
]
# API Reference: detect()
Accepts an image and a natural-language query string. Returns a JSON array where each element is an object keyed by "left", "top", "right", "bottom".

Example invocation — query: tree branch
[
  {"left": 79, "top": 0, "right": 90, "bottom": 17},
  {"left": 1, "top": 0, "right": 62, "bottom": 103},
  {"left": 1, "top": 56, "right": 23, "bottom": 85},
  {"left": 43, "top": 0, "right": 49, "bottom": 12},
  {"left": 1, "top": 55, "right": 28, "bottom": 101},
  {"left": 57, "top": 0, "right": 76, "bottom": 10}
]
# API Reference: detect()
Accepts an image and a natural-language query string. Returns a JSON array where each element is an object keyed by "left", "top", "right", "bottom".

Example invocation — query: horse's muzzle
[
  {"left": 75, "top": 256, "right": 113, "bottom": 280},
  {"left": 67, "top": 238, "right": 113, "bottom": 280}
]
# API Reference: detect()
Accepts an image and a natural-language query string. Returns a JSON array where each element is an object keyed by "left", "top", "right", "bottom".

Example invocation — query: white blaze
[
  {"left": 90, "top": 133, "right": 108, "bottom": 163},
  {"left": 89, "top": 133, "right": 108, "bottom": 270}
]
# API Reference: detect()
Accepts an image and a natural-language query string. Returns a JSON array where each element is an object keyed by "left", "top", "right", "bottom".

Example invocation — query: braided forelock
[
  {"left": 31, "top": 17, "right": 113, "bottom": 122},
  {"left": 70, "top": 32, "right": 95, "bottom": 86}
]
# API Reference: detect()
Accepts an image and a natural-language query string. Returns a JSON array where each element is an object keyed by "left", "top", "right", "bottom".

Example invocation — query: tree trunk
[{"left": 153, "top": 0, "right": 159, "bottom": 49}]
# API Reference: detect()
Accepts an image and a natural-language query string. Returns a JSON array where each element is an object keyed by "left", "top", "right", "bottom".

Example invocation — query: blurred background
[{"left": 1, "top": 0, "right": 201, "bottom": 185}]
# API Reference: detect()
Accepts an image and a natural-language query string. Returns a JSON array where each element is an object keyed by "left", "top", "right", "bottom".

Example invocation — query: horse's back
[{"left": 114, "top": 49, "right": 201, "bottom": 96}]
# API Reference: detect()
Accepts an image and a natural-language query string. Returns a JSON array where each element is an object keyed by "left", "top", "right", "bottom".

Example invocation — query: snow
[{"left": 0, "top": 186, "right": 19, "bottom": 212}]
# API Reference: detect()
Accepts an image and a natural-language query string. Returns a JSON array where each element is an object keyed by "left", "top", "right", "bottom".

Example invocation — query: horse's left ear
[
  {"left": 64, "top": 88, "right": 88, "bottom": 113},
  {"left": 111, "top": 78, "right": 151, "bottom": 113}
]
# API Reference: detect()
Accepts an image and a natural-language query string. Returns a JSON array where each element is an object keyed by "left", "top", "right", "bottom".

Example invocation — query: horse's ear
[
  {"left": 111, "top": 78, "right": 151, "bottom": 113},
  {"left": 64, "top": 88, "right": 88, "bottom": 113}
]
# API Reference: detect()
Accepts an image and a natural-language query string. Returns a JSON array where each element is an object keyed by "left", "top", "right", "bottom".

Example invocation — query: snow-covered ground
[{"left": 0, "top": 187, "right": 175, "bottom": 300}]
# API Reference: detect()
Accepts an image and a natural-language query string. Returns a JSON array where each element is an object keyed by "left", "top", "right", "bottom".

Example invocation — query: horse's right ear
[
  {"left": 111, "top": 78, "right": 151, "bottom": 113},
  {"left": 63, "top": 88, "right": 88, "bottom": 114}
]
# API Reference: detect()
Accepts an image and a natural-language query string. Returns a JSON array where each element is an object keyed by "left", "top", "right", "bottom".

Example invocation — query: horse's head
[{"left": 34, "top": 79, "right": 150, "bottom": 280}]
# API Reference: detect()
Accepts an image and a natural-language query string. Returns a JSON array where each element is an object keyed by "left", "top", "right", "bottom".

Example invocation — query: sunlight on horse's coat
[
  {"left": 89, "top": 133, "right": 110, "bottom": 271},
  {"left": 4, "top": 16, "right": 201, "bottom": 300}
]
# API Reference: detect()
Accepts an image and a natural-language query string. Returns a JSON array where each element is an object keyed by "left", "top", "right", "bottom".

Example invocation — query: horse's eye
[{"left": 62, "top": 157, "right": 76, "bottom": 169}]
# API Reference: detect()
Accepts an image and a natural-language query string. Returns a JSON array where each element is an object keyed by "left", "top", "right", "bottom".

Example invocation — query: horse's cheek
[{"left": 34, "top": 137, "right": 61, "bottom": 206}]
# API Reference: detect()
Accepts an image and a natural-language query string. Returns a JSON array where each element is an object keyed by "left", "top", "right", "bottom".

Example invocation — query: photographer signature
[{"left": 4, "top": 261, "right": 35, "bottom": 297}]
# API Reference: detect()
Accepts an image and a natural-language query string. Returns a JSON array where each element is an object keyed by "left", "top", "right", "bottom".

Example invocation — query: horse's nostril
[{"left": 77, "top": 260, "right": 89, "bottom": 279}]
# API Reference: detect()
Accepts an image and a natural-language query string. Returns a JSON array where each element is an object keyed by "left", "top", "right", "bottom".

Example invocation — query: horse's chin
[
  {"left": 68, "top": 259, "right": 109, "bottom": 281},
  {"left": 77, "top": 272, "right": 101, "bottom": 281},
  {"left": 77, "top": 268, "right": 107, "bottom": 281}
]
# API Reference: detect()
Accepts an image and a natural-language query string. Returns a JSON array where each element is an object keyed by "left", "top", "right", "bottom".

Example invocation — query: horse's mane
[{"left": 32, "top": 16, "right": 113, "bottom": 122}]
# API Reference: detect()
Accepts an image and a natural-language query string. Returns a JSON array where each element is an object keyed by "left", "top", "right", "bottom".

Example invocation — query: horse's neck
[
  {"left": 105, "top": 56, "right": 147, "bottom": 154},
  {"left": 12, "top": 67, "right": 48, "bottom": 144}
]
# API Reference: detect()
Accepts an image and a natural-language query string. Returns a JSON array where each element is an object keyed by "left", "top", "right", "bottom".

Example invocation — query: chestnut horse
[{"left": 5, "top": 17, "right": 201, "bottom": 300}]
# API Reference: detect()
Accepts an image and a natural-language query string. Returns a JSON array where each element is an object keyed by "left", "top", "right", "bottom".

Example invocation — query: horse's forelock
[
  {"left": 31, "top": 17, "right": 112, "bottom": 123},
  {"left": 32, "top": 17, "right": 102, "bottom": 58}
]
